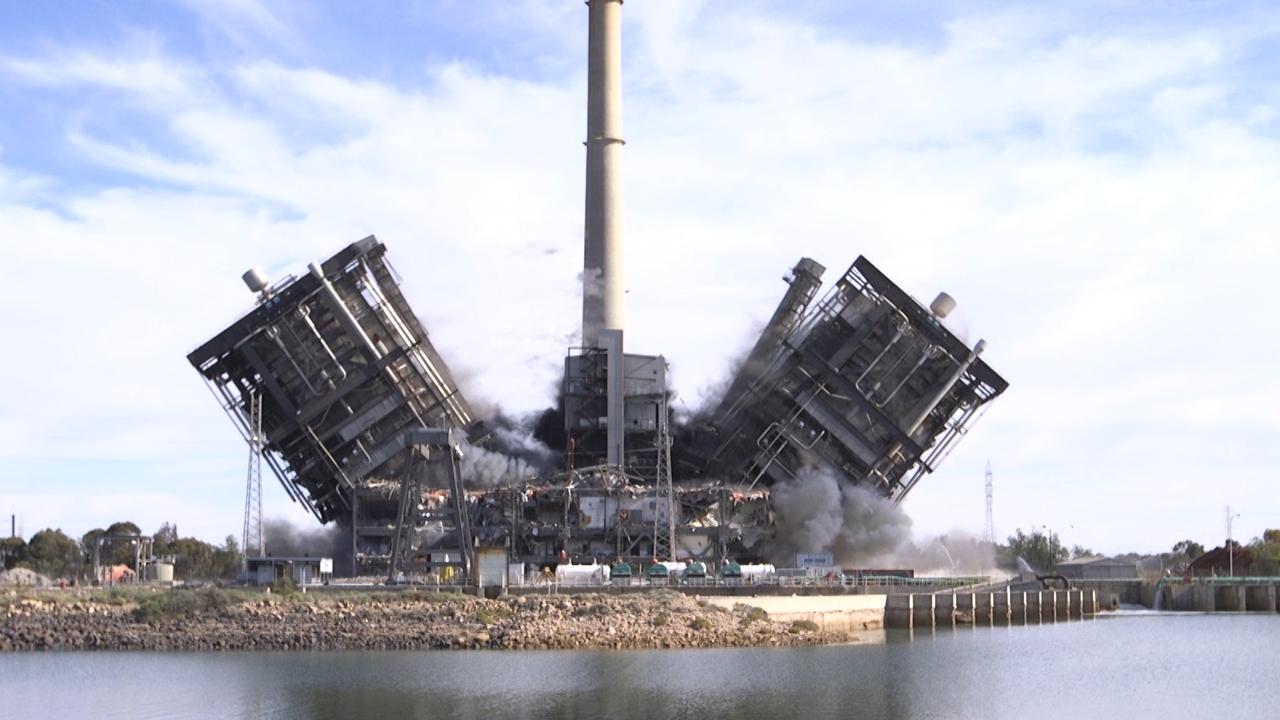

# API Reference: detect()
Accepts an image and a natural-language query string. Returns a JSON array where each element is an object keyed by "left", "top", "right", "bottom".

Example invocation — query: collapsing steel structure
[
  {"left": 695, "top": 256, "right": 1007, "bottom": 501},
  {"left": 189, "top": 242, "right": 1006, "bottom": 574},
  {"left": 188, "top": 0, "right": 1008, "bottom": 577},
  {"left": 188, "top": 237, "right": 484, "bottom": 576}
]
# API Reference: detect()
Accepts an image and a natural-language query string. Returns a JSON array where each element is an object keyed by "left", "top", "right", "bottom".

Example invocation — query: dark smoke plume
[
  {"left": 263, "top": 519, "right": 352, "bottom": 576},
  {"left": 769, "top": 467, "right": 913, "bottom": 567}
]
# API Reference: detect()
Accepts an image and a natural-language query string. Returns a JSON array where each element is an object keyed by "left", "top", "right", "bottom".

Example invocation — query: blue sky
[{"left": 1, "top": 0, "right": 1278, "bottom": 555}]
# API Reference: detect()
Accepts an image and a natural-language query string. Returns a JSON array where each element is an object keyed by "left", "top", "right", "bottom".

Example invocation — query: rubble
[{"left": 0, "top": 590, "right": 859, "bottom": 652}]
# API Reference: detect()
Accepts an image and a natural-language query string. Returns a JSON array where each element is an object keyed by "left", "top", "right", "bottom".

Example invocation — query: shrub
[
  {"left": 788, "top": 620, "right": 819, "bottom": 634},
  {"left": 689, "top": 616, "right": 712, "bottom": 631},
  {"left": 134, "top": 588, "right": 237, "bottom": 624},
  {"left": 474, "top": 604, "right": 513, "bottom": 626},
  {"left": 741, "top": 606, "right": 768, "bottom": 624},
  {"left": 269, "top": 576, "right": 298, "bottom": 597},
  {"left": 652, "top": 612, "right": 669, "bottom": 627}
]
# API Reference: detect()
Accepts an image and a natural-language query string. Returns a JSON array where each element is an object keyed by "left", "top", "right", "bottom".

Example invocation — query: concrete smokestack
[{"left": 582, "top": 0, "right": 625, "bottom": 348}]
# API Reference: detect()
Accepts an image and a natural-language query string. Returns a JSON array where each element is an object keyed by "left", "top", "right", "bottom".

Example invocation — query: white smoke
[
  {"left": 770, "top": 466, "right": 913, "bottom": 567},
  {"left": 458, "top": 441, "right": 540, "bottom": 488}
]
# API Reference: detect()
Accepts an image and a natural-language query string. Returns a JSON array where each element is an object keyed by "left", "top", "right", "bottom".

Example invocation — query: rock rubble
[{"left": 1, "top": 590, "right": 858, "bottom": 652}]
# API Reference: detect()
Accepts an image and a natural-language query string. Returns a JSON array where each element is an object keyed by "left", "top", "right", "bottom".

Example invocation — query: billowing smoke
[
  {"left": 769, "top": 467, "right": 913, "bottom": 567},
  {"left": 459, "top": 408, "right": 559, "bottom": 487},
  {"left": 263, "top": 518, "right": 351, "bottom": 575},
  {"left": 905, "top": 533, "right": 1000, "bottom": 576},
  {"left": 459, "top": 441, "right": 541, "bottom": 488}
]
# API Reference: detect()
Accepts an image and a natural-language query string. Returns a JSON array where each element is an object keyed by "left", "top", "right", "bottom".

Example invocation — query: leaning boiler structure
[
  {"left": 692, "top": 256, "right": 1008, "bottom": 501},
  {"left": 188, "top": 237, "right": 485, "bottom": 576}
]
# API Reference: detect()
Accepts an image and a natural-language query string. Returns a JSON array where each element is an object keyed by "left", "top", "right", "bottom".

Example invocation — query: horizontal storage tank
[
  {"left": 555, "top": 563, "right": 611, "bottom": 585},
  {"left": 739, "top": 564, "right": 776, "bottom": 581}
]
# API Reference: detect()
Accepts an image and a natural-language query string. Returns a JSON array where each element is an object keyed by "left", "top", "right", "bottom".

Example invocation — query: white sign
[
  {"left": 795, "top": 552, "right": 835, "bottom": 568},
  {"left": 319, "top": 558, "right": 333, "bottom": 574}
]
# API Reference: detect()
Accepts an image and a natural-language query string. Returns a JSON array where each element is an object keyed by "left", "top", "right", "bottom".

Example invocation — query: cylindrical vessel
[{"left": 242, "top": 267, "right": 270, "bottom": 294}]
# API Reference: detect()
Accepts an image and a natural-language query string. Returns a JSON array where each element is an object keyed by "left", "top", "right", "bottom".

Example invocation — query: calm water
[{"left": 3, "top": 612, "right": 1277, "bottom": 719}]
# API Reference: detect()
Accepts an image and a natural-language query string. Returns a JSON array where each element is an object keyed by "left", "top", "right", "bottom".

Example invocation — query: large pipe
[{"left": 582, "top": 0, "right": 625, "bottom": 349}]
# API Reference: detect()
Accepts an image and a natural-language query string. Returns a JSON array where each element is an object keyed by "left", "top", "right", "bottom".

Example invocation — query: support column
[
  {"left": 1216, "top": 585, "right": 1245, "bottom": 612},
  {"left": 955, "top": 593, "right": 975, "bottom": 625},
  {"left": 1244, "top": 585, "right": 1276, "bottom": 613},
  {"left": 1025, "top": 590, "right": 1041, "bottom": 623},
  {"left": 886, "top": 594, "right": 913, "bottom": 629},
  {"left": 1009, "top": 590, "right": 1027, "bottom": 625},
  {"left": 991, "top": 589, "right": 1010, "bottom": 625},
  {"left": 934, "top": 593, "right": 955, "bottom": 627},
  {"left": 1068, "top": 589, "right": 1083, "bottom": 618},
  {"left": 974, "top": 592, "right": 993, "bottom": 625},
  {"left": 911, "top": 593, "right": 935, "bottom": 628},
  {"left": 1041, "top": 590, "right": 1057, "bottom": 621}
]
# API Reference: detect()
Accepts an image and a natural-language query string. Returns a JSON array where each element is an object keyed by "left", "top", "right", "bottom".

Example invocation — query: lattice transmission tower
[
  {"left": 983, "top": 461, "right": 995, "bottom": 547},
  {"left": 242, "top": 390, "right": 266, "bottom": 561},
  {"left": 652, "top": 396, "right": 676, "bottom": 562}
]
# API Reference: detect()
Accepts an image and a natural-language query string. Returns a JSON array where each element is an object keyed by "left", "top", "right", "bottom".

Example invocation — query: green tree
[
  {"left": 1003, "top": 528, "right": 1068, "bottom": 573},
  {"left": 1070, "top": 545, "right": 1094, "bottom": 559},
  {"left": 167, "top": 535, "right": 241, "bottom": 580},
  {"left": 80, "top": 528, "right": 105, "bottom": 568},
  {"left": 1171, "top": 540, "right": 1204, "bottom": 559},
  {"left": 22, "top": 528, "right": 80, "bottom": 578},
  {"left": 1248, "top": 530, "right": 1280, "bottom": 575},
  {"left": 154, "top": 522, "right": 179, "bottom": 554},
  {"left": 101, "top": 521, "right": 143, "bottom": 566},
  {"left": 0, "top": 536, "right": 26, "bottom": 570}
]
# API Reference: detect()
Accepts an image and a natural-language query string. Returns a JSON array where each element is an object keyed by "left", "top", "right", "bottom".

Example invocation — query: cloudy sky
[{"left": 1, "top": 0, "right": 1277, "bottom": 554}]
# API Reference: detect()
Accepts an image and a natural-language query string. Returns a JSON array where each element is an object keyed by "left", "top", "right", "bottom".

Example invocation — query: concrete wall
[
  {"left": 1244, "top": 585, "right": 1277, "bottom": 613},
  {"left": 706, "top": 594, "right": 887, "bottom": 633}
]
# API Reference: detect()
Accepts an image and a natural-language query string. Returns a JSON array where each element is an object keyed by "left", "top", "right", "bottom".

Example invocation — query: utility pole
[
  {"left": 1226, "top": 506, "right": 1240, "bottom": 577},
  {"left": 983, "top": 461, "right": 994, "bottom": 547}
]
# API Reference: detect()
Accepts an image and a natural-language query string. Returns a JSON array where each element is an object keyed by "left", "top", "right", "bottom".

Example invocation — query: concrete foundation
[
  {"left": 934, "top": 593, "right": 955, "bottom": 626},
  {"left": 886, "top": 594, "right": 913, "bottom": 629},
  {"left": 912, "top": 593, "right": 934, "bottom": 628},
  {"left": 1244, "top": 585, "right": 1276, "bottom": 613},
  {"left": 991, "top": 590, "right": 1010, "bottom": 625},
  {"left": 1216, "top": 585, "right": 1245, "bottom": 612},
  {"left": 974, "top": 592, "right": 993, "bottom": 625},
  {"left": 1009, "top": 591, "right": 1026, "bottom": 625},
  {"left": 1068, "top": 590, "right": 1083, "bottom": 618},
  {"left": 1025, "top": 590, "right": 1041, "bottom": 623}
]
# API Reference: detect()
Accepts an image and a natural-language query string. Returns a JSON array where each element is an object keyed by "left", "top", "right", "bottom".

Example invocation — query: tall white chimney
[{"left": 582, "top": 0, "right": 625, "bottom": 349}]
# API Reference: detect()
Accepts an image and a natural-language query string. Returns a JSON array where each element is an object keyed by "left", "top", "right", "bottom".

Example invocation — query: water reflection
[{"left": 2, "top": 613, "right": 1277, "bottom": 720}]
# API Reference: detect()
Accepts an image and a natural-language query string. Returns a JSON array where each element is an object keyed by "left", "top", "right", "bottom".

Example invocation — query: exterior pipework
[
  {"left": 716, "top": 258, "right": 826, "bottom": 422},
  {"left": 582, "top": 0, "right": 625, "bottom": 349}
]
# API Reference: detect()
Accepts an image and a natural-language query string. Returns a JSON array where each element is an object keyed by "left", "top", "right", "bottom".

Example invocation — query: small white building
[{"left": 245, "top": 556, "right": 333, "bottom": 586}]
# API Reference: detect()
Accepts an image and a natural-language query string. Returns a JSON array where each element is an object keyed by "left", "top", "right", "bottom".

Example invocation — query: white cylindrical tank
[
  {"left": 242, "top": 267, "right": 270, "bottom": 294},
  {"left": 147, "top": 561, "right": 175, "bottom": 583},
  {"left": 659, "top": 562, "right": 687, "bottom": 576},
  {"left": 555, "top": 563, "right": 611, "bottom": 585},
  {"left": 929, "top": 292, "right": 957, "bottom": 318},
  {"left": 739, "top": 564, "right": 776, "bottom": 582}
]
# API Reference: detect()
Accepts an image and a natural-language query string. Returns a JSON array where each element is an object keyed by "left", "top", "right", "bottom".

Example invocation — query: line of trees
[
  {"left": 995, "top": 528, "right": 1280, "bottom": 576},
  {"left": 0, "top": 521, "right": 242, "bottom": 582}
]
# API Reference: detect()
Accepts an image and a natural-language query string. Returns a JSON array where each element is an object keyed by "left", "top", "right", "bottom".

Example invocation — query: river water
[{"left": 3, "top": 611, "right": 1277, "bottom": 719}]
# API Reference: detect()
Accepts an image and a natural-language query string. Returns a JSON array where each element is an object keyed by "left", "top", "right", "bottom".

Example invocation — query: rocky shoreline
[{"left": 1, "top": 588, "right": 865, "bottom": 652}]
